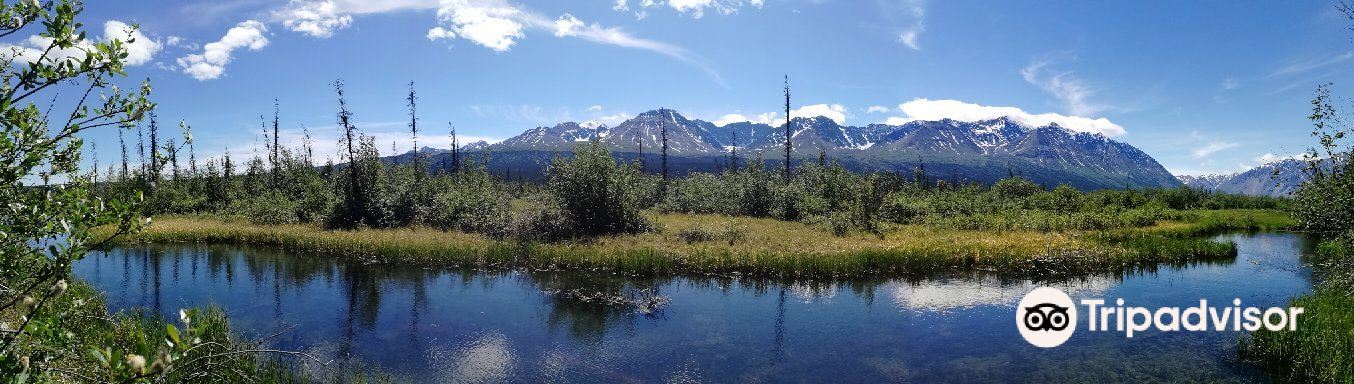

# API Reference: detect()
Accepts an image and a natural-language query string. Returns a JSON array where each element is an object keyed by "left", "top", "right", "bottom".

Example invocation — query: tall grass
[
  {"left": 107, "top": 210, "right": 1282, "bottom": 279},
  {"left": 1242, "top": 240, "right": 1354, "bottom": 383}
]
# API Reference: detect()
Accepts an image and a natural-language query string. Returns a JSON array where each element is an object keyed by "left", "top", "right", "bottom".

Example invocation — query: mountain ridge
[{"left": 423, "top": 109, "right": 1182, "bottom": 190}]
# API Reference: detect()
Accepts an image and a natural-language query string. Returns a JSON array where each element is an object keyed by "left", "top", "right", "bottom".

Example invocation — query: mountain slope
[
  {"left": 1180, "top": 159, "right": 1310, "bottom": 197},
  {"left": 428, "top": 109, "right": 1180, "bottom": 190}
]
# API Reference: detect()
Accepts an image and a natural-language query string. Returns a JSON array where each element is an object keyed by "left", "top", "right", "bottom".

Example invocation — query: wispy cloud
[
  {"left": 1255, "top": 152, "right": 1302, "bottom": 164},
  {"left": 614, "top": 0, "right": 765, "bottom": 19},
  {"left": 1021, "top": 58, "right": 1106, "bottom": 116},
  {"left": 1192, "top": 141, "right": 1239, "bottom": 159},
  {"left": 426, "top": 0, "right": 725, "bottom": 86},
  {"left": 1268, "top": 51, "right": 1354, "bottom": 78},
  {"left": 896, "top": 0, "right": 925, "bottom": 50},
  {"left": 1221, "top": 77, "right": 1239, "bottom": 90}
]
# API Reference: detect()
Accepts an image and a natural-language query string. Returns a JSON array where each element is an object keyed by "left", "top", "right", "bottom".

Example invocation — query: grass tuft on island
[{"left": 103, "top": 209, "right": 1293, "bottom": 279}]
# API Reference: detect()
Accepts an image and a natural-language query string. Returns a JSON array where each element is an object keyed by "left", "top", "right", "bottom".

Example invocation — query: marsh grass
[
  {"left": 105, "top": 210, "right": 1292, "bottom": 278},
  {"left": 1242, "top": 239, "right": 1354, "bottom": 383}
]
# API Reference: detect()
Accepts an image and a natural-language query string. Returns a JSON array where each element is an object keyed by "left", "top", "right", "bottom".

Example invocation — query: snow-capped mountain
[
  {"left": 1180, "top": 159, "right": 1311, "bottom": 197},
  {"left": 433, "top": 109, "right": 1180, "bottom": 189},
  {"left": 460, "top": 140, "right": 491, "bottom": 151}
]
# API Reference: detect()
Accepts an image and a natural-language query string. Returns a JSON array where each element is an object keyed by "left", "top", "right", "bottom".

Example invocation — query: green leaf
[{"left": 166, "top": 324, "right": 181, "bottom": 347}]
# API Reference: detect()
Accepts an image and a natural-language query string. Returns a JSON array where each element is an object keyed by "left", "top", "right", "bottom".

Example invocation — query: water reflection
[{"left": 73, "top": 233, "right": 1314, "bottom": 382}]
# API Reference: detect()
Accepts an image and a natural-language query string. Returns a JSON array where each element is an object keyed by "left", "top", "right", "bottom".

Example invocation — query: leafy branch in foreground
[{"left": 0, "top": 2, "right": 336, "bottom": 383}]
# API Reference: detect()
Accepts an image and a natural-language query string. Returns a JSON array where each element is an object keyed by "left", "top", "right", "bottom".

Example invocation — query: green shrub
[{"left": 545, "top": 141, "right": 652, "bottom": 237}]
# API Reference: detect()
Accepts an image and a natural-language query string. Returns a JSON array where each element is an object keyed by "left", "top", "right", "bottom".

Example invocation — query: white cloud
[
  {"left": 429, "top": 0, "right": 724, "bottom": 85},
  {"left": 896, "top": 0, "right": 925, "bottom": 50},
  {"left": 1255, "top": 152, "right": 1302, "bottom": 164},
  {"left": 899, "top": 28, "right": 922, "bottom": 50},
  {"left": 867, "top": 105, "right": 891, "bottom": 114},
  {"left": 554, "top": 13, "right": 584, "bottom": 37},
  {"left": 277, "top": 0, "right": 354, "bottom": 38},
  {"left": 1221, "top": 77, "right": 1239, "bottom": 90},
  {"left": 104, "top": 21, "right": 162, "bottom": 66},
  {"left": 0, "top": 20, "right": 161, "bottom": 67},
  {"left": 882, "top": 98, "right": 1127, "bottom": 137},
  {"left": 713, "top": 105, "right": 846, "bottom": 127},
  {"left": 599, "top": 112, "right": 631, "bottom": 124},
  {"left": 273, "top": 0, "right": 441, "bottom": 38},
  {"left": 1269, "top": 51, "right": 1354, "bottom": 78},
  {"left": 1021, "top": 59, "right": 1104, "bottom": 116},
  {"left": 426, "top": 26, "right": 454, "bottom": 41},
  {"left": 432, "top": 0, "right": 525, "bottom": 52},
  {"left": 713, "top": 112, "right": 776, "bottom": 126},
  {"left": 791, "top": 103, "right": 848, "bottom": 125},
  {"left": 620, "top": 0, "right": 763, "bottom": 18},
  {"left": 586, "top": 105, "right": 603, "bottom": 112},
  {"left": 1192, "top": 141, "right": 1239, "bottom": 159},
  {"left": 176, "top": 20, "right": 270, "bottom": 81}
]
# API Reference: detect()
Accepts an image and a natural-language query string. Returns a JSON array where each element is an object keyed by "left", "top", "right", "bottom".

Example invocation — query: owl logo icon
[
  {"left": 1016, "top": 287, "right": 1077, "bottom": 347},
  {"left": 1023, "top": 303, "right": 1072, "bottom": 331}
]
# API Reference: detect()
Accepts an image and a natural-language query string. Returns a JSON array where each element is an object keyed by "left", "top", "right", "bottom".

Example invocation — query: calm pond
[{"left": 75, "top": 233, "right": 1315, "bottom": 382}]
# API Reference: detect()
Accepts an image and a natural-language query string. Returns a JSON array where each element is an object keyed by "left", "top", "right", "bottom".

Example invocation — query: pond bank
[
  {"left": 76, "top": 232, "right": 1314, "bottom": 382},
  {"left": 103, "top": 210, "right": 1293, "bottom": 278}
]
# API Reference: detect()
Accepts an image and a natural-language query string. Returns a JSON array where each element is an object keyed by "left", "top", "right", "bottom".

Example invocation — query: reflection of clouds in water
[
  {"left": 788, "top": 282, "right": 838, "bottom": 303},
  {"left": 665, "top": 362, "right": 705, "bottom": 383},
  {"left": 437, "top": 332, "right": 516, "bottom": 384},
  {"left": 890, "top": 277, "right": 1116, "bottom": 312}
]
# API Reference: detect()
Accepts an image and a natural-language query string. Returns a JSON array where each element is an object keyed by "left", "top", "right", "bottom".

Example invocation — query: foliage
[
  {"left": 545, "top": 141, "right": 653, "bottom": 237},
  {"left": 0, "top": 1, "right": 156, "bottom": 380}
]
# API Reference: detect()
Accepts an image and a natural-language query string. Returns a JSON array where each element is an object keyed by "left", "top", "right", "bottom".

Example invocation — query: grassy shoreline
[
  {"left": 1242, "top": 239, "right": 1354, "bottom": 383},
  {"left": 102, "top": 209, "right": 1293, "bottom": 278}
]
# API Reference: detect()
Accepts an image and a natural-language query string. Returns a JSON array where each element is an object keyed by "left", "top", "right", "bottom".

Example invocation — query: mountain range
[
  {"left": 416, "top": 109, "right": 1183, "bottom": 190},
  {"left": 1179, "top": 159, "right": 1311, "bottom": 197}
]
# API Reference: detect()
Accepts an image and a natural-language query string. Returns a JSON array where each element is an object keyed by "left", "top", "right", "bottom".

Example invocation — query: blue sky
[{"left": 50, "top": 0, "right": 1354, "bottom": 175}]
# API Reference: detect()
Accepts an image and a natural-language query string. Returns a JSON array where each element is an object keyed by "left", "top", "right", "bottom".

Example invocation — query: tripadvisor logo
[
  {"left": 1016, "top": 287, "right": 1078, "bottom": 347},
  {"left": 1016, "top": 287, "right": 1305, "bottom": 348}
]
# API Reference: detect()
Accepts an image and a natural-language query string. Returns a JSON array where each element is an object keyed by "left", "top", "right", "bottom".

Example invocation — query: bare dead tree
[
  {"left": 783, "top": 75, "right": 792, "bottom": 182},
  {"left": 149, "top": 112, "right": 160, "bottom": 183},
  {"left": 661, "top": 108, "right": 670, "bottom": 185},
  {"left": 272, "top": 99, "right": 280, "bottom": 170},
  {"left": 118, "top": 128, "right": 129, "bottom": 178},
  {"left": 449, "top": 123, "right": 460, "bottom": 174},
  {"left": 407, "top": 82, "right": 422, "bottom": 176},
  {"left": 301, "top": 124, "right": 314, "bottom": 167},
  {"left": 729, "top": 129, "right": 738, "bottom": 170}
]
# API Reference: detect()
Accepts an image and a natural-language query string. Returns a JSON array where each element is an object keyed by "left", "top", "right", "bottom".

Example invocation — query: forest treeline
[{"left": 87, "top": 82, "right": 1287, "bottom": 242}]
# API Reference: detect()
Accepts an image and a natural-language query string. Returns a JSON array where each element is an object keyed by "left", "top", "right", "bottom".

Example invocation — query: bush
[
  {"left": 828, "top": 211, "right": 851, "bottom": 237},
  {"left": 240, "top": 191, "right": 300, "bottom": 225},
  {"left": 545, "top": 142, "right": 652, "bottom": 237},
  {"left": 661, "top": 172, "right": 736, "bottom": 214},
  {"left": 428, "top": 167, "right": 510, "bottom": 234},
  {"left": 502, "top": 193, "right": 573, "bottom": 242},
  {"left": 991, "top": 176, "right": 1043, "bottom": 199}
]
